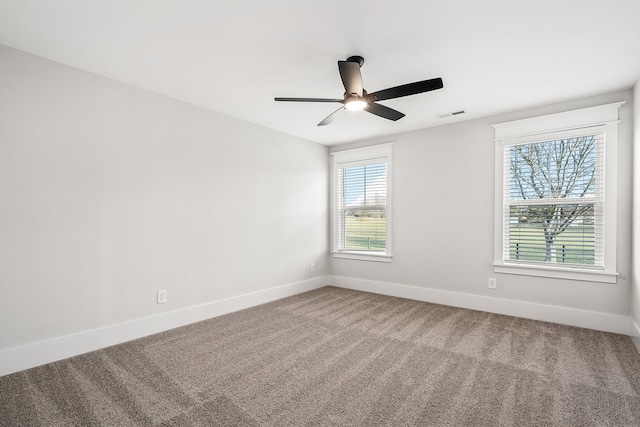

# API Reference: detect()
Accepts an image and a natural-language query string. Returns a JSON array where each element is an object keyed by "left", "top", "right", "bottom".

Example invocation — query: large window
[
  {"left": 331, "top": 143, "right": 392, "bottom": 262},
  {"left": 493, "top": 103, "right": 622, "bottom": 283},
  {"left": 505, "top": 131, "right": 602, "bottom": 267}
]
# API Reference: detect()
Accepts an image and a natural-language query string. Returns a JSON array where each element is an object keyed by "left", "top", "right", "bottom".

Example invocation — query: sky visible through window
[
  {"left": 344, "top": 164, "right": 386, "bottom": 206},
  {"left": 509, "top": 136, "right": 596, "bottom": 201}
]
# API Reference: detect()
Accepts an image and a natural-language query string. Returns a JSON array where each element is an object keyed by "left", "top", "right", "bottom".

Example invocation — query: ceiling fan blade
[
  {"left": 317, "top": 106, "right": 345, "bottom": 126},
  {"left": 338, "top": 61, "right": 364, "bottom": 97},
  {"left": 364, "top": 103, "right": 405, "bottom": 121},
  {"left": 368, "top": 78, "right": 443, "bottom": 102},
  {"left": 275, "top": 97, "right": 343, "bottom": 103}
]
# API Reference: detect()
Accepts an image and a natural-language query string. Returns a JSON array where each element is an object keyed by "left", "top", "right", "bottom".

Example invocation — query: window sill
[
  {"left": 493, "top": 262, "right": 618, "bottom": 283},
  {"left": 332, "top": 251, "right": 393, "bottom": 263}
]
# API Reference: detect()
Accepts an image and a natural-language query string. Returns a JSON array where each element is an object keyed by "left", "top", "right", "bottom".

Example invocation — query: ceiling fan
[{"left": 274, "top": 55, "right": 443, "bottom": 126}]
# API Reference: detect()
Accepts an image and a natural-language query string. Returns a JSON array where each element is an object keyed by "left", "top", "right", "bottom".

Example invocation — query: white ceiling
[{"left": 1, "top": 1, "right": 639, "bottom": 146}]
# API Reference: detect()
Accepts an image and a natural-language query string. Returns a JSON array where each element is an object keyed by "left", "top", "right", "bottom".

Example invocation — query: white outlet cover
[{"left": 157, "top": 290, "right": 167, "bottom": 304}]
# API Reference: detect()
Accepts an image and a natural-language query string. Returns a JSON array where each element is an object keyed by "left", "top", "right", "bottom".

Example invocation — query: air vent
[{"left": 436, "top": 110, "right": 466, "bottom": 119}]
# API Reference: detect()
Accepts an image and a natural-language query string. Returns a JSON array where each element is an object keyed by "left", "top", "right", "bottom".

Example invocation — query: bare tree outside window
[{"left": 508, "top": 136, "right": 598, "bottom": 264}]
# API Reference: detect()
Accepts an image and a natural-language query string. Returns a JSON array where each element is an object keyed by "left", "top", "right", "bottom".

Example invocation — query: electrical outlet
[
  {"left": 157, "top": 290, "right": 167, "bottom": 304},
  {"left": 488, "top": 278, "right": 497, "bottom": 290},
  {"left": 310, "top": 263, "right": 315, "bottom": 273}
]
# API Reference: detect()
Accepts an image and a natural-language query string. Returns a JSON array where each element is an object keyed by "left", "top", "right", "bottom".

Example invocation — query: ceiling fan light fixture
[
  {"left": 274, "top": 55, "right": 444, "bottom": 125},
  {"left": 345, "top": 99, "right": 367, "bottom": 111}
]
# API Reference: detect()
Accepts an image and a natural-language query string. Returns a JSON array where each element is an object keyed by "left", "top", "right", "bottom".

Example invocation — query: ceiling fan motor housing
[{"left": 346, "top": 55, "right": 365, "bottom": 67}]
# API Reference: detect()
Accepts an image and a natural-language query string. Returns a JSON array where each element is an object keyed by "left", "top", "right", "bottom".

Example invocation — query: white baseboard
[
  {"left": 329, "top": 275, "right": 631, "bottom": 335},
  {"left": 0, "top": 276, "right": 328, "bottom": 377},
  {"left": 630, "top": 318, "right": 640, "bottom": 353}
]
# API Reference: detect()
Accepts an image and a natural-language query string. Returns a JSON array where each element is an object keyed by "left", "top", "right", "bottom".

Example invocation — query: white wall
[
  {"left": 0, "top": 45, "right": 329, "bottom": 353},
  {"left": 632, "top": 79, "right": 640, "bottom": 350},
  {"left": 330, "top": 90, "right": 634, "bottom": 329}
]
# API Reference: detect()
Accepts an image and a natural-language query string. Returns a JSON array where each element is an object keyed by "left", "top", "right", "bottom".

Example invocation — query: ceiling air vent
[{"left": 436, "top": 110, "right": 466, "bottom": 119}]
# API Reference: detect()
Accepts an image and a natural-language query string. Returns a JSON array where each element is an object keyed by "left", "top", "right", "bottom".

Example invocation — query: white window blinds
[
  {"left": 503, "top": 128, "right": 605, "bottom": 268},
  {"left": 337, "top": 161, "right": 387, "bottom": 252}
]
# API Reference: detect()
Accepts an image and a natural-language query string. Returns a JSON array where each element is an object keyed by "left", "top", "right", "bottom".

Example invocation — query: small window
[
  {"left": 331, "top": 143, "right": 392, "bottom": 262},
  {"left": 493, "top": 102, "right": 622, "bottom": 283}
]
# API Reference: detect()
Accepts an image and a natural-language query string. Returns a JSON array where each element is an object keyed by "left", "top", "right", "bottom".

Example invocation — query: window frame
[
  {"left": 330, "top": 143, "right": 393, "bottom": 262},
  {"left": 492, "top": 102, "right": 623, "bottom": 283}
]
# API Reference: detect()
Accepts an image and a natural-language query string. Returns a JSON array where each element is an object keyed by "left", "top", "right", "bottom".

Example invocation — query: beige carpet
[{"left": 1, "top": 286, "right": 639, "bottom": 426}]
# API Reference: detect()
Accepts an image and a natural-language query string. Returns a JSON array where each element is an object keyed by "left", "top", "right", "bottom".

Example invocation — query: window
[
  {"left": 493, "top": 102, "right": 623, "bottom": 283},
  {"left": 331, "top": 143, "right": 392, "bottom": 262},
  {"left": 506, "top": 131, "right": 603, "bottom": 267}
]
